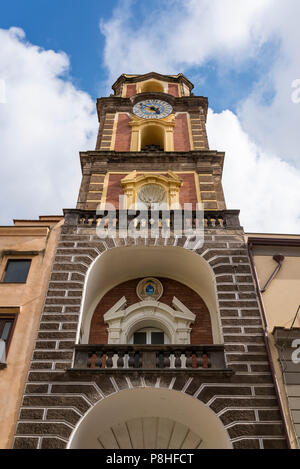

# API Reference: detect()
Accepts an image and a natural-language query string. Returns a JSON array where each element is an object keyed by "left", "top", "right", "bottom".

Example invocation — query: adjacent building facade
[
  {"left": 0, "top": 216, "right": 63, "bottom": 449},
  {"left": 247, "top": 235, "right": 300, "bottom": 448},
  {"left": 2, "top": 72, "right": 298, "bottom": 449}
]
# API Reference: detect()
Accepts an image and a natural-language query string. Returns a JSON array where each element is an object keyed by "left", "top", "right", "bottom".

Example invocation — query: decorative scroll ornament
[
  {"left": 137, "top": 184, "right": 166, "bottom": 208},
  {"left": 136, "top": 277, "right": 163, "bottom": 301}
]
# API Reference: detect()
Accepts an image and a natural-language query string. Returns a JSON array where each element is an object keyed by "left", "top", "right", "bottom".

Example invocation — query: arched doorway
[{"left": 67, "top": 388, "right": 232, "bottom": 449}]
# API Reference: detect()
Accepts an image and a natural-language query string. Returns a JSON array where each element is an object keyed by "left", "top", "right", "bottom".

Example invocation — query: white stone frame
[{"left": 103, "top": 296, "right": 196, "bottom": 344}]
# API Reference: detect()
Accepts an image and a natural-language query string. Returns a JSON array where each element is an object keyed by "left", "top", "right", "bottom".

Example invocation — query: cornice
[
  {"left": 79, "top": 150, "right": 225, "bottom": 173},
  {"left": 0, "top": 226, "right": 50, "bottom": 237},
  {"left": 111, "top": 72, "right": 194, "bottom": 93}
]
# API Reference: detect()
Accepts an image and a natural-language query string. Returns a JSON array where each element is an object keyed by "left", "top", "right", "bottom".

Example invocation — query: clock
[{"left": 133, "top": 99, "right": 172, "bottom": 119}]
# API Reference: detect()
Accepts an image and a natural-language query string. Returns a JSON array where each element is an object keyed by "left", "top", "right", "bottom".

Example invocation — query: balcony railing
[
  {"left": 72, "top": 344, "right": 228, "bottom": 371},
  {"left": 64, "top": 209, "right": 241, "bottom": 230}
]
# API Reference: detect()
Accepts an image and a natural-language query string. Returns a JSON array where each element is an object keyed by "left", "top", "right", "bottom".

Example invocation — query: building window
[
  {"left": 132, "top": 328, "right": 166, "bottom": 345},
  {"left": 1, "top": 259, "right": 31, "bottom": 283},
  {"left": 0, "top": 315, "right": 16, "bottom": 363}
]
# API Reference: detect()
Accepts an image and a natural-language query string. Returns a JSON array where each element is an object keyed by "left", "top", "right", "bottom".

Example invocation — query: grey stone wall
[
  {"left": 13, "top": 225, "right": 288, "bottom": 449},
  {"left": 274, "top": 328, "right": 300, "bottom": 448}
]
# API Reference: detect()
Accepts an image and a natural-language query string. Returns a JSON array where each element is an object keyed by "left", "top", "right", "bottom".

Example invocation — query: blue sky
[
  {"left": 0, "top": 0, "right": 275, "bottom": 110},
  {"left": 0, "top": 0, "right": 115, "bottom": 99},
  {"left": 0, "top": 0, "right": 300, "bottom": 232}
]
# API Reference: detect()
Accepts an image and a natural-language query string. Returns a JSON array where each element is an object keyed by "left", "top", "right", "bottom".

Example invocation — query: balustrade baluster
[
  {"left": 128, "top": 350, "right": 135, "bottom": 368},
  {"left": 87, "top": 352, "right": 97, "bottom": 369},
  {"left": 163, "top": 351, "right": 170, "bottom": 369},
  {"left": 117, "top": 350, "right": 125, "bottom": 368},
  {"left": 185, "top": 350, "right": 193, "bottom": 368},
  {"left": 106, "top": 350, "right": 114, "bottom": 368},
  {"left": 202, "top": 352, "right": 211, "bottom": 369},
  {"left": 195, "top": 351, "right": 202, "bottom": 369},
  {"left": 174, "top": 350, "right": 182, "bottom": 368},
  {"left": 95, "top": 351, "right": 103, "bottom": 368}
]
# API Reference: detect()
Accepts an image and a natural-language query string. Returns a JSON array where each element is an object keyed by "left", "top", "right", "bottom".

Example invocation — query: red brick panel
[
  {"left": 168, "top": 84, "right": 179, "bottom": 97},
  {"left": 114, "top": 114, "right": 131, "bottom": 151},
  {"left": 105, "top": 174, "right": 124, "bottom": 208},
  {"left": 89, "top": 278, "right": 213, "bottom": 344},
  {"left": 174, "top": 114, "right": 191, "bottom": 151},
  {"left": 126, "top": 84, "right": 137, "bottom": 97},
  {"left": 178, "top": 173, "right": 198, "bottom": 208},
  {"left": 105, "top": 172, "right": 198, "bottom": 209}
]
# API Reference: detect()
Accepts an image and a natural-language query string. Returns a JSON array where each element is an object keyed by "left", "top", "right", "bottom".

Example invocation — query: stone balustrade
[
  {"left": 64, "top": 208, "right": 241, "bottom": 230},
  {"left": 73, "top": 344, "right": 228, "bottom": 371}
]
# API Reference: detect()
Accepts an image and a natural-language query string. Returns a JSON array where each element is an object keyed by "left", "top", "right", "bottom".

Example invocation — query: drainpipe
[
  {"left": 260, "top": 255, "right": 285, "bottom": 293},
  {"left": 248, "top": 243, "right": 292, "bottom": 449}
]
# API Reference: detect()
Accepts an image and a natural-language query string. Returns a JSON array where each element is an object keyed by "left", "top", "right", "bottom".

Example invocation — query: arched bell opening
[
  {"left": 141, "top": 124, "right": 165, "bottom": 152},
  {"left": 67, "top": 387, "right": 233, "bottom": 449},
  {"left": 139, "top": 80, "right": 164, "bottom": 94}
]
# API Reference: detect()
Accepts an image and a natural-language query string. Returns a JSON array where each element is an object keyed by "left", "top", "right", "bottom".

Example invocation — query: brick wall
[
  {"left": 114, "top": 114, "right": 131, "bottom": 151},
  {"left": 126, "top": 84, "right": 137, "bottom": 97},
  {"left": 179, "top": 173, "right": 198, "bottom": 208},
  {"left": 104, "top": 172, "right": 198, "bottom": 209},
  {"left": 168, "top": 84, "right": 179, "bottom": 97},
  {"left": 174, "top": 113, "right": 191, "bottom": 151},
  {"left": 89, "top": 277, "right": 213, "bottom": 344}
]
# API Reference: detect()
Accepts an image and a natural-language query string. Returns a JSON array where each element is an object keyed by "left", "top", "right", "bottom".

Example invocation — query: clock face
[{"left": 133, "top": 99, "right": 172, "bottom": 119}]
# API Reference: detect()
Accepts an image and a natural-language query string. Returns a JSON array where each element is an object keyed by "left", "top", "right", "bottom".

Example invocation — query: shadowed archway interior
[{"left": 67, "top": 387, "right": 232, "bottom": 449}]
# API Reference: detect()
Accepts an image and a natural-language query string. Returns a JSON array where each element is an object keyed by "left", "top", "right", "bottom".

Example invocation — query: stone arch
[
  {"left": 77, "top": 246, "right": 223, "bottom": 345},
  {"left": 67, "top": 387, "right": 233, "bottom": 449}
]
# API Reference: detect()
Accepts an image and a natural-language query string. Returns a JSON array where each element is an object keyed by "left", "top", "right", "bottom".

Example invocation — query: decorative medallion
[
  {"left": 137, "top": 184, "right": 166, "bottom": 208},
  {"left": 132, "top": 99, "right": 173, "bottom": 119},
  {"left": 137, "top": 277, "right": 163, "bottom": 301}
]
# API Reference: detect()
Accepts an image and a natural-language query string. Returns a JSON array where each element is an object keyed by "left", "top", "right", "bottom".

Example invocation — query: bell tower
[
  {"left": 76, "top": 72, "right": 226, "bottom": 214},
  {"left": 13, "top": 73, "right": 288, "bottom": 450}
]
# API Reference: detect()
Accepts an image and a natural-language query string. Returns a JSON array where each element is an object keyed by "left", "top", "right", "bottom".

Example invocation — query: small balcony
[
  {"left": 72, "top": 344, "right": 231, "bottom": 375},
  {"left": 64, "top": 209, "right": 241, "bottom": 231}
]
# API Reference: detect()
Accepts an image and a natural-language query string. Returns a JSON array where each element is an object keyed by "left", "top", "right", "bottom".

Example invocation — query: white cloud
[
  {"left": 238, "top": 2, "right": 300, "bottom": 166},
  {"left": 100, "top": 0, "right": 274, "bottom": 83},
  {"left": 0, "top": 27, "right": 98, "bottom": 225},
  {"left": 207, "top": 109, "right": 300, "bottom": 233},
  {"left": 100, "top": 0, "right": 300, "bottom": 233}
]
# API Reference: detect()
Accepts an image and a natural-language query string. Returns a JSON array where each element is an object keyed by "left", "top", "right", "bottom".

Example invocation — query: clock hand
[{"left": 149, "top": 106, "right": 161, "bottom": 114}]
